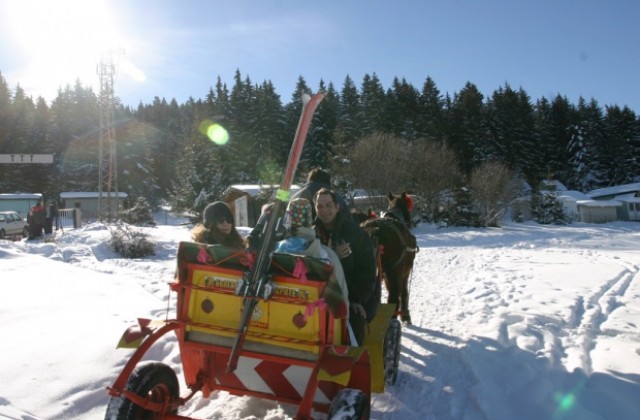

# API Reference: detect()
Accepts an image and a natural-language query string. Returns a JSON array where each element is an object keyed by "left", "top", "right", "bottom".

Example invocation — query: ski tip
[{"left": 301, "top": 93, "right": 311, "bottom": 106}]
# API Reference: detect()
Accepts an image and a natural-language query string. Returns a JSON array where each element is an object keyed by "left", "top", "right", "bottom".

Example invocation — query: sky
[
  {"left": 0, "top": 0, "right": 639, "bottom": 112},
  {"left": 1, "top": 215, "right": 639, "bottom": 419}
]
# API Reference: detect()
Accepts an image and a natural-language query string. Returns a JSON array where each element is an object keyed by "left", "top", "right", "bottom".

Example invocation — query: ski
[{"left": 226, "top": 92, "right": 325, "bottom": 373}]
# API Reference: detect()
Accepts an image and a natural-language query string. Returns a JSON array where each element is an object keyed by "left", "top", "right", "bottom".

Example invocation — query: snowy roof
[
  {"left": 579, "top": 200, "right": 622, "bottom": 207},
  {"left": 226, "top": 184, "right": 300, "bottom": 198},
  {"left": 540, "top": 180, "right": 568, "bottom": 191},
  {"left": 587, "top": 182, "right": 640, "bottom": 198},
  {"left": 0, "top": 193, "right": 43, "bottom": 200},
  {"left": 556, "top": 190, "right": 621, "bottom": 206},
  {"left": 615, "top": 193, "right": 640, "bottom": 203},
  {"left": 557, "top": 190, "right": 591, "bottom": 201},
  {"left": 60, "top": 192, "right": 128, "bottom": 199}
]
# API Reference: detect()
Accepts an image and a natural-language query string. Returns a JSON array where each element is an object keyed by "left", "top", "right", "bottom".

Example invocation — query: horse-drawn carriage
[{"left": 105, "top": 241, "right": 402, "bottom": 419}]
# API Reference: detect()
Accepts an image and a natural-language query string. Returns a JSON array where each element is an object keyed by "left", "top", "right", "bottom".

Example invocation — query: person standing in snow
[
  {"left": 29, "top": 200, "right": 45, "bottom": 239},
  {"left": 43, "top": 199, "right": 58, "bottom": 239},
  {"left": 191, "top": 201, "right": 244, "bottom": 248},
  {"left": 313, "top": 188, "right": 379, "bottom": 345}
]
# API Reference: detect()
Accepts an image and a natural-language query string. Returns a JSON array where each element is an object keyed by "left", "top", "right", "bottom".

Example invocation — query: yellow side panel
[
  {"left": 186, "top": 269, "right": 325, "bottom": 353},
  {"left": 364, "top": 303, "right": 396, "bottom": 393}
]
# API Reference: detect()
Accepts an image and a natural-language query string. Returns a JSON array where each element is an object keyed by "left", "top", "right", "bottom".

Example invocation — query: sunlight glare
[
  {"left": 5, "top": 0, "right": 130, "bottom": 99},
  {"left": 120, "top": 58, "right": 146, "bottom": 83}
]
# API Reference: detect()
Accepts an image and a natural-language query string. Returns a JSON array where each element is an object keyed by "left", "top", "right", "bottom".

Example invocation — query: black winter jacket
[{"left": 314, "top": 214, "right": 379, "bottom": 322}]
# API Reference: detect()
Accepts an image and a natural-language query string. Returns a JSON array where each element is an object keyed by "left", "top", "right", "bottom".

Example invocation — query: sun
[{"left": 4, "top": 0, "right": 144, "bottom": 99}]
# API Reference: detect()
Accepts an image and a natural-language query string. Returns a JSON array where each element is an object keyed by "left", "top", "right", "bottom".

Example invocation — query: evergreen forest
[{"left": 1, "top": 69, "right": 638, "bottom": 218}]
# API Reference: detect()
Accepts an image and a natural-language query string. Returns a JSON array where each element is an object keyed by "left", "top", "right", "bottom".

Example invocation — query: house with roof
[
  {"left": 60, "top": 192, "right": 128, "bottom": 221},
  {"left": 509, "top": 180, "right": 622, "bottom": 224},
  {"left": 556, "top": 190, "right": 621, "bottom": 223},
  {"left": 0, "top": 193, "right": 43, "bottom": 218},
  {"left": 587, "top": 183, "right": 640, "bottom": 221}
]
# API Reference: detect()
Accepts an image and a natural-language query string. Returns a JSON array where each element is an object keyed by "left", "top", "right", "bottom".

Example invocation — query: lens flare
[
  {"left": 199, "top": 119, "right": 229, "bottom": 145},
  {"left": 208, "top": 124, "right": 229, "bottom": 145}
]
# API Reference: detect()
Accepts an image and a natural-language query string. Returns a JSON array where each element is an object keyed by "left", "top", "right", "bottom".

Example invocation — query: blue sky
[{"left": 1, "top": 0, "right": 639, "bottom": 112}]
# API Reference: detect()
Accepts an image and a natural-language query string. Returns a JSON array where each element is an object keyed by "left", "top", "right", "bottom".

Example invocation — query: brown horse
[{"left": 359, "top": 192, "right": 418, "bottom": 324}]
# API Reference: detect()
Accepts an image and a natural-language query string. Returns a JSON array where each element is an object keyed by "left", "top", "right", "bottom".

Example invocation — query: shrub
[
  {"left": 121, "top": 197, "right": 156, "bottom": 226},
  {"left": 108, "top": 222, "right": 155, "bottom": 258}
]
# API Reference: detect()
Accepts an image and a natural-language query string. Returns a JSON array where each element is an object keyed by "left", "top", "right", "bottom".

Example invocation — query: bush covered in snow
[
  {"left": 120, "top": 197, "right": 156, "bottom": 226},
  {"left": 108, "top": 222, "right": 156, "bottom": 258}
]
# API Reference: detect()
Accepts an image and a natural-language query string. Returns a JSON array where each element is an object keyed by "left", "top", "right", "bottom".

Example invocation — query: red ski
[{"left": 226, "top": 92, "right": 325, "bottom": 373}]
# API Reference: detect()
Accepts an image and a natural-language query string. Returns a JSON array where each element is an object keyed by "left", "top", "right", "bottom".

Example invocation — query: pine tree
[
  {"left": 252, "top": 80, "right": 285, "bottom": 183},
  {"left": 417, "top": 76, "right": 445, "bottom": 141},
  {"left": 359, "top": 73, "right": 386, "bottom": 136},
  {"left": 301, "top": 79, "right": 337, "bottom": 171},
  {"left": 49, "top": 82, "right": 100, "bottom": 192},
  {"left": 531, "top": 190, "right": 566, "bottom": 225},
  {"left": 337, "top": 74, "right": 362, "bottom": 147},
  {"left": 445, "top": 186, "right": 482, "bottom": 227},
  {"left": 485, "top": 84, "right": 536, "bottom": 179},
  {"left": 227, "top": 70, "right": 257, "bottom": 181},
  {"left": 568, "top": 98, "right": 603, "bottom": 191},
  {"left": 599, "top": 105, "right": 639, "bottom": 185},
  {"left": 448, "top": 82, "right": 486, "bottom": 176},
  {"left": 545, "top": 95, "right": 576, "bottom": 184},
  {"left": 383, "top": 77, "right": 420, "bottom": 140}
]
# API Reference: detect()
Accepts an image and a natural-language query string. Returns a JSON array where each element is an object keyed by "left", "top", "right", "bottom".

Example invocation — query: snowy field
[{"left": 1, "top": 217, "right": 639, "bottom": 419}]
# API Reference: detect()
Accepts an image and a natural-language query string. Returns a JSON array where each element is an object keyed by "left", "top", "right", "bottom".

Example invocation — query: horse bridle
[{"left": 382, "top": 207, "right": 409, "bottom": 227}]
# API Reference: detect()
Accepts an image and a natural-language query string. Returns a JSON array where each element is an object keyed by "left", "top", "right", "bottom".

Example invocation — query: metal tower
[{"left": 97, "top": 51, "right": 118, "bottom": 221}]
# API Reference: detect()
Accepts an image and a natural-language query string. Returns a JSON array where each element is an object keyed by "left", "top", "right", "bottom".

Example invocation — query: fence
[{"left": 58, "top": 208, "right": 82, "bottom": 229}]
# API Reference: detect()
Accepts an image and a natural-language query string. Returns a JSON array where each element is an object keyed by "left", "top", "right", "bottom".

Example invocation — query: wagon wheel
[
  {"left": 327, "top": 388, "right": 370, "bottom": 420},
  {"left": 22, "top": 226, "right": 29, "bottom": 238},
  {"left": 383, "top": 318, "right": 402, "bottom": 385},
  {"left": 105, "top": 362, "right": 179, "bottom": 420}
]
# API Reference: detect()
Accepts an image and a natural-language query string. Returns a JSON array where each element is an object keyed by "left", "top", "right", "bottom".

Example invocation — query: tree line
[{"left": 0, "top": 69, "right": 638, "bottom": 223}]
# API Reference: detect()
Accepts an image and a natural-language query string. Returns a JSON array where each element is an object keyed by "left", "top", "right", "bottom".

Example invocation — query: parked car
[{"left": 0, "top": 211, "right": 29, "bottom": 239}]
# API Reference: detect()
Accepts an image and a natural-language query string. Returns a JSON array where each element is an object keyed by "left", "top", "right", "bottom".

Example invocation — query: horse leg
[
  {"left": 400, "top": 272, "right": 411, "bottom": 324},
  {"left": 384, "top": 270, "right": 401, "bottom": 318}
]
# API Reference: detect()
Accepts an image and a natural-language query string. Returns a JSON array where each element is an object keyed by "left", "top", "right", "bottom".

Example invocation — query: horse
[{"left": 358, "top": 192, "right": 418, "bottom": 324}]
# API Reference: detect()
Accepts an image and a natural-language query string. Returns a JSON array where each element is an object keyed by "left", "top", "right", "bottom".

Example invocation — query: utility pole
[{"left": 97, "top": 50, "right": 120, "bottom": 221}]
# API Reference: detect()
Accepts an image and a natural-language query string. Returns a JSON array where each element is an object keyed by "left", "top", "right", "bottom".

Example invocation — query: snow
[{"left": 1, "top": 215, "right": 639, "bottom": 419}]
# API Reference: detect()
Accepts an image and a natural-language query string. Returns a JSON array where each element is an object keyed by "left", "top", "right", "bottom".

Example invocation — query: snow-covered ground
[{"left": 1, "top": 216, "right": 639, "bottom": 419}]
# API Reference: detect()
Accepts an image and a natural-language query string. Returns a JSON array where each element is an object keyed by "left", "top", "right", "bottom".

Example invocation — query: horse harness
[{"left": 362, "top": 216, "right": 419, "bottom": 271}]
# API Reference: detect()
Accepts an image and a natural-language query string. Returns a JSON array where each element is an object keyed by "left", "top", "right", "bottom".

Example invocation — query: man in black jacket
[
  {"left": 313, "top": 187, "right": 379, "bottom": 345},
  {"left": 291, "top": 168, "right": 351, "bottom": 221}
]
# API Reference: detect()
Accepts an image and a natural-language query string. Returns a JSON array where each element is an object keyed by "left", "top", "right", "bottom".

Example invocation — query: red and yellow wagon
[{"left": 105, "top": 241, "right": 401, "bottom": 419}]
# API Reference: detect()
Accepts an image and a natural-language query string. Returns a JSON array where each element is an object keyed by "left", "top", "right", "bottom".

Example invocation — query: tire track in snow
[{"left": 565, "top": 253, "right": 639, "bottom": 374}]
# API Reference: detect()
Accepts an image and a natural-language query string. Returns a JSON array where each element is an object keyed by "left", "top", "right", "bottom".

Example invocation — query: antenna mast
[{"left": 97, "top": 50, "right": 119, "bottom": 221}]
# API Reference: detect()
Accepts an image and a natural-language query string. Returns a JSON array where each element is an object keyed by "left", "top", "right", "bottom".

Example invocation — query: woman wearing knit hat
[{"left": 191, "top": 201, "right": 245, "bottom": 248}]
